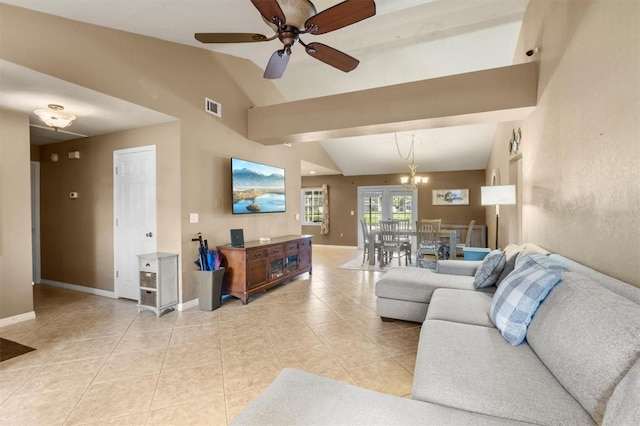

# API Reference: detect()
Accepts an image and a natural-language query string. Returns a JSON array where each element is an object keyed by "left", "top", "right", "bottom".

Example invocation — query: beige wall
[
  {"left": 487, "top": 0, "right": 640, "bottom": 286},
  {"left": 0, "top": 4, "right": 302, "bottom": 307},
  {"left": 0, "top": 109, "right": 34, "bottom": 320},
  {"left": 302, "top": 170, "right": 486, "bottom": 246},
  {"left": 37, "top": 122, "right": 181, "bottom": 292}
]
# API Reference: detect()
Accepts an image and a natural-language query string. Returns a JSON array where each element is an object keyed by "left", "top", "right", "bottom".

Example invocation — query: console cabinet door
[
  {"left": 247, "top": 249, "right": 268, "bottom": 289},
  {"left": 299, "top": 239, "right": 311, "bottom": 269}
]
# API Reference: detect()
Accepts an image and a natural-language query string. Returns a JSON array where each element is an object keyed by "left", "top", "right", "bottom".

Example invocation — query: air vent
[{"left": 205, "top": 97, "right": 221, "bottom": 117}]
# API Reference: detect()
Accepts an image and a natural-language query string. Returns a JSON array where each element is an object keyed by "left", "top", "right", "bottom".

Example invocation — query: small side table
[{"left": 137, "top": 252, "right": 179, "bottom": 317}]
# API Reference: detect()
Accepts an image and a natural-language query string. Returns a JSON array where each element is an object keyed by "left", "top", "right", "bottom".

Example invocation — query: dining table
[{"left": 368, "top": 228, "right": 458, "bottom": 266}]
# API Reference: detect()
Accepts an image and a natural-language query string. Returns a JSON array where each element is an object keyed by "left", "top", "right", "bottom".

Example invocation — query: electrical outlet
[{"left": 190, "top": 213, "right": 199, "bottom": 223}]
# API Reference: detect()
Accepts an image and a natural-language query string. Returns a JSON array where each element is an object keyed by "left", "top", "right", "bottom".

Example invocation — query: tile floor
[{"left": 0, "top": 246, "right": 421, "bottom": 425}]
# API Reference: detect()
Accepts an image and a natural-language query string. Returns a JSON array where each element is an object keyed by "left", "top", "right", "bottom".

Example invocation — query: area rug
[
  {"left": 0, "top": 338, "right": 36, "bottom": 362},
  {"left": 339, "top": 255, "right": 437, "bottom": 272}
]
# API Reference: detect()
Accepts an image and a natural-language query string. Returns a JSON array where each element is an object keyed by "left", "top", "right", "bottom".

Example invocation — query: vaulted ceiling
[{"left": 0, "top": 0, "right": 529, "bottom": 175}]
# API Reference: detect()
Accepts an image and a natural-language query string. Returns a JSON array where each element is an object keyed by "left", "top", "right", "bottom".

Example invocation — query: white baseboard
[
  {"left": 313, "top": 244, "right": 359, "bottom": 249},
  {"left": 0, "top": 311, "right": 36, "bottom": 328},
  {"left": 39, "top": 280, "right": 117, "bottom": 299},
  {"left": 179, "top": 298, "right": 200, "bottom": 311}
]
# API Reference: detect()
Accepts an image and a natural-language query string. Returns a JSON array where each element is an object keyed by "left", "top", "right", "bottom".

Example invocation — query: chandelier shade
[
  {"left": 396, "top": 134, "right": 427, "bottom": 190},
  {"left": 34, "top": 104, "right": 76, "bottom": 130}
]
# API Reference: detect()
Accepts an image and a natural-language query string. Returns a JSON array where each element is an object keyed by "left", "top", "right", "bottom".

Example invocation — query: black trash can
[{"left": 194, "top": 267, "right": 225, "bottom": 311}]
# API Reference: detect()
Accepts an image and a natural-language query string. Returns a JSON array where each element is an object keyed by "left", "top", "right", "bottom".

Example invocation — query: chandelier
[
  {"left": 34, "top": 104, "right": 76, "bottom": 130},
  {"left": 396, "top": 134, "right": 428, "bottom": 190}
]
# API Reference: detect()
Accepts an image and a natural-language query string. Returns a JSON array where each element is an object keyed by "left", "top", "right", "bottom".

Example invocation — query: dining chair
[
  {"left": 360, "top": 218, "right": 381, "bottom": 264},
  {"left": 455, "top": 220, "right": 476, "bottom": 256},
  {"left": 378, "top": 220, "right": 409, "bottom": 268},
  {"left": 397, "top": 219, "right": 413, "bottom": 265},
  {"left": 415, "top": 219, "right": 442, "bottom": 269}
]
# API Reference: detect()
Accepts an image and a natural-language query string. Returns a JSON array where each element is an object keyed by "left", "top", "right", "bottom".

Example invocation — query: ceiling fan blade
[
  {"left": 195, "top": 33, "right": 276, "bottom": 43},
  {"left": 305, "top": 0, "right": 376, "bottom": 35},
  {"left": 305, "top": 42, "right": 359, "bottom": 73},
  {"left": 250, "top": 0, "right": 286, "bottom": 26},
  {"left": 264, "top": 50, "right": 290, "bottom": 79}
]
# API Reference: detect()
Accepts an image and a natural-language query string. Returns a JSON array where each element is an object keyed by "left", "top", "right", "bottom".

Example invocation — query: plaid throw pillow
[{"left": 490, "top": 255, "right": 563, "bottom": 346}]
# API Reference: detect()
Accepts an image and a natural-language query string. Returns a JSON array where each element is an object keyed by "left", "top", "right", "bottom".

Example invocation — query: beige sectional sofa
[{"left": 231, "top": 245, "right": 640, "bottom": 425}]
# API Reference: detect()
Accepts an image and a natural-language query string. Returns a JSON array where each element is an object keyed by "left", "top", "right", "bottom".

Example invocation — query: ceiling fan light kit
[
  {"left": 34, "top": 104, "right": 76, "bottom": 130},
  {"left": 195, "top": 0, "right": 376, "bottom": 79}
]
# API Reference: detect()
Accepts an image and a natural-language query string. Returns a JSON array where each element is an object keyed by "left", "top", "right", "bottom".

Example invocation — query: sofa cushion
[
  {"left": 231, "top": 368, "right": 529, "bottom": 426},
  {"left": 375, "top": 268, "right": 476, "bottom": 304},
  {"left": 526, "top": 271, "right": 640, "bottom": 424},
  {"left": 603, "top": 357, "right": 640, "bottom": 426},
  {"left": 474, "top": 250, "right": 506, "bottom": 288},
  {"left": 412, "top": 320, "right": 594, "bottom": 425},
  {"left": 489, "top": 254, "right": 563, "bottom": 346},
  {"left": 376, "top": 297, "right": 429, "bottom": 323},
  {"left": 549, "top": 254, "right": 640, "bottom": 305},
  {"left": 426, "top": 288, "right": 494, "bottom": 327},
  {"left": 436, "top": 260, "right": 482, "bottom": 276},
  {"left": 503, "top": 243, "right": 550, "bottom": 261}
]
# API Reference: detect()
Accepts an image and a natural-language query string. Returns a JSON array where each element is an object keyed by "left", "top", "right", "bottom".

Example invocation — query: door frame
[
  {"left": 30, "top": 161, "right": 41, "bottom": 284},
  {"left": 356, "top": 185, "right": 418, "bottom": 248},
  {"left": 113, "top": 145, "right": 157, "bottom": 299}
]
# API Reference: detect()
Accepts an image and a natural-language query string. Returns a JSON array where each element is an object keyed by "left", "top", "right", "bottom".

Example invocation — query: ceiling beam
[{"left": 248, "top": 62, "right": 538, "bottom": 145}]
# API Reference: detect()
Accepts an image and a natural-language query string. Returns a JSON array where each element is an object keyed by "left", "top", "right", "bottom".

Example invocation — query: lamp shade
[{"left": 481, "top": 185, "right": 516, "bottom": 206}]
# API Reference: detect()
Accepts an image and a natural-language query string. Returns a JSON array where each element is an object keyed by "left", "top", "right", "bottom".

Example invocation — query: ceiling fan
[{"left": 195, "top": 0, "right": 376, "bottom": 79}]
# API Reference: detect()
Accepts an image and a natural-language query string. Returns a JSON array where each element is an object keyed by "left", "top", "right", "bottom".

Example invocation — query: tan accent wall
[
  {"left": 302, "top": 170, "right": 486, "bottom": 246},
  {"left": 0, "top": 4, "right": 302, "bottom": 305},
  {"left": 487, "top": 0, "right": 640, "bottom": 286},
  {"left": 0, "top": 109, "right": 34, "bottom": 320},
  {"left": 37, "top": 123, "right": 181, "bottom": 292}
]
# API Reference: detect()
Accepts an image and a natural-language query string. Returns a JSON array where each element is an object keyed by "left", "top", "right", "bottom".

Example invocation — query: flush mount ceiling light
[{"left": 34, "top": 104, "right": 76, "bottom": 130}]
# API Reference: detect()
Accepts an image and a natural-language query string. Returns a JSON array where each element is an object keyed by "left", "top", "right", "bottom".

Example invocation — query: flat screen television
[{"left": 231, "top": 158, "right": 286, "bottom": 214}]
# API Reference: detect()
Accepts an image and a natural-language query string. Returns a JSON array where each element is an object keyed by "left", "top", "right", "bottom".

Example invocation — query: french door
[{"left": 357, "top": 185, "right": 417, "bottom": 248}]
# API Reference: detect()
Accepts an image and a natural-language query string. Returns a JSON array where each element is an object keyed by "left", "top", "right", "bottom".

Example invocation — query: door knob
[{"left": 146, "top": 232, "right": 153, "bottom": 237}]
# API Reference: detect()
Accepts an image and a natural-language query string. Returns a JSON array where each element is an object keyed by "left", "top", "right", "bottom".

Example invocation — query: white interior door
[{"left": 114, "top": 146, "right": 156, "bottom": 300}]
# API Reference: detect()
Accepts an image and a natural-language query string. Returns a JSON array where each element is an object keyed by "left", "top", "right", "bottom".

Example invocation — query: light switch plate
[{"left": 190, "top": 213, "right": 199, "bottom": 223}]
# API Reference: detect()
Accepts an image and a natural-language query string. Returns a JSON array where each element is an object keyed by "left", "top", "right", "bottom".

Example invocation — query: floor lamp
[{"left": 481, "top": 185, "right": 516, "bottom": 249}]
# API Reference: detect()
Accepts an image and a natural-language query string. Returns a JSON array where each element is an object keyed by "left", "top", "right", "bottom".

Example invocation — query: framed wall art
[{"left": 432, "top": 189, "right": 469, "bottom": 206}]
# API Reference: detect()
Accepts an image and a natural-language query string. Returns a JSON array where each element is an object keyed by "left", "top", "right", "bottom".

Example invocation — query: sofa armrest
[{"left": 436, "top": 260, "right": 482, "bottom": 276}]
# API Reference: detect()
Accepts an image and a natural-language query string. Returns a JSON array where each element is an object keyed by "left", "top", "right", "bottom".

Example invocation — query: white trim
[
  {"left": 301, "top": 187, "right": 324, "bottom": 226},
  {"left": 0, "top": 311, "right": 36, "bottom": 328},
  {"left": 39, "top": 280, "right": 116, "bottom": 299},
  {"left": 312, "top": 244, "right": 359, "bottom": 249},
  {"left": 178, "top": 298, "right": 200, "bottom": 311},
  {"left": 30, "top": 161, "right": 41, "bottom": 284}
]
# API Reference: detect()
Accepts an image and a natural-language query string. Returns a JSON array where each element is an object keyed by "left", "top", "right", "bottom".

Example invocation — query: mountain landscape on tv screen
[
  {"left": 233, "top": 168, "right": 284, "bottom": 189},
  {"left": 232, "top": 166, "right": 285, "bottom": 214}
]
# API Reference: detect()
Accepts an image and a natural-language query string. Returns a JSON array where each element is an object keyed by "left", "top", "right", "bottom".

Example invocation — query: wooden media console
[{"left": 216, "top": 235, "right": 312, "bottom": 305}]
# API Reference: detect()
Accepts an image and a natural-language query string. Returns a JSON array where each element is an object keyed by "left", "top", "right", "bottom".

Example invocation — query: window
[{"left": 301, "top": 188, "right": 324, "bottom": 226}]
